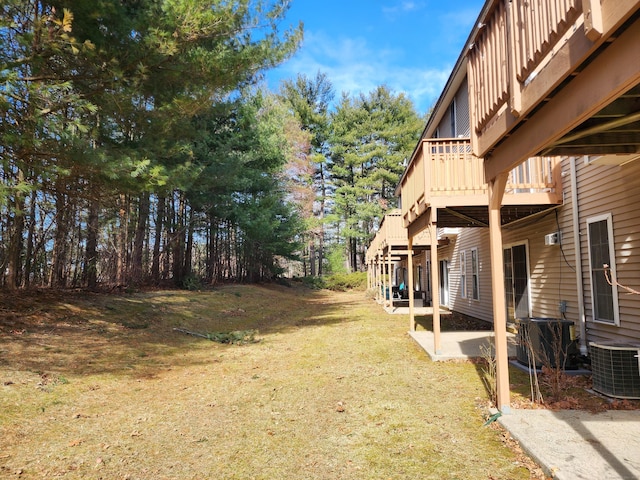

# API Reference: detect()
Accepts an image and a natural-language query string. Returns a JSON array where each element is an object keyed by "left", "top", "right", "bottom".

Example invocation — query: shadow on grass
[{"left": 0, "top": 283, "right": 360, "bottom": 378}]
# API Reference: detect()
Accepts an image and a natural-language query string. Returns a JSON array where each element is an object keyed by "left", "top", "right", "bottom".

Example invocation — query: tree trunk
[
  {"left": 6, "top": 168, "right": 26, "bottom": 290},
  {"left": 350, "top": 237, "right": 357, "bottom": 273},
  {"left": 116, "top": 194, "right": 129, "bottom": 286},
  {"left": 151, "top": 194, "right": 165, "bottom": 283},
  {"left": 85, "top": 198, "right": 100, "bottom": 289},
  {"left": 131, "top": 192, "right": 150, "bottom": 285},
  {"left": 22, "top": 188, "right": 38, "bottom": 288},
  {"left": 184, "top": 206, "right": 194, "bottom": 279},
  {"left": 49, "top": 188, "right": 69, "bottom": 288},
  {"left": 309, "top": 239, "right": 316, "bottom": 276},
  {"left": 207, "top": 217, "right": 216, "bottom": 283},
  {"left": 170, "top": 192, "right": 185, "bottom": 285},
  {"left": 317, "top": 163, "right": 326, "bottom": 275}
]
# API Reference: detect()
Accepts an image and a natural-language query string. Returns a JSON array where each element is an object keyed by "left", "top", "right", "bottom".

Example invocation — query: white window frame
[
  {"left": 471, "top": 247, "right": 480, "bottom": 301},
  {"left": 460, "top": 251, "right": 467, "bottom": 298},
  {"left": 449, "top": 99, "right": 457, "bottom": 137},
  {"left": 503, "top": 240, "right": 532, "bottom": 321},
  {"left": 586, "top": 213, "right": 620, "bottom": 325}
]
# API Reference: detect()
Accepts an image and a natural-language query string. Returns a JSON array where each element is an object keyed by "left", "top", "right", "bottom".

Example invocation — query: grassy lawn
[{"left": 1, "top": 284, "right": 545, "bottom": 479}]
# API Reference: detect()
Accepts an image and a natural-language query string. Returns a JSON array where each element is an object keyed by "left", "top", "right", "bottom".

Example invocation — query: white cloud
[
  {"left": 270, "top": 30, "right": 451, "bottom": 114},
  {"left": 439, "top": 7, "right": 480, "bottom": 27},
  {"left": 382, "top": 1, "right": 426, "bottom": 17}
]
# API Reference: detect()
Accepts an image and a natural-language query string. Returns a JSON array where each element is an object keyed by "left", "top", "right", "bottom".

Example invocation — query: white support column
[{"left": 489, "top": 173, "right": 510, "bottom": 413}]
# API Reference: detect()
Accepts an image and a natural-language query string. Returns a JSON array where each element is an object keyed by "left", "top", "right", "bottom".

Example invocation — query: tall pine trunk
[
  {"left": 309, "top": 240, "right": 316, "bottom": 276},
  {"left": 49, "top": 188, "right": 69, "bottom": 288},
  {"left": 151, "top": 194, "right": 165, "bottom": 284},
  {"left": 84, "top": 198, "right": 100, "bottom": 289},
  {"left": 6, "top": 168, "right": 26, "bottom": 290},
  {"left": 184, "top": 206, "right": 194, "bottom": 280},
  {"left": 116, "top": 194, "right": 129, "bottom": 286},
  {"left": 131, "top": 192, "right": 150, "bottom": 285},
  {"left": 317, "top": 163, "right": 326, "bottom": 275},
  {"left": 170, "top": 192, "right": 186, "bottom": 286},
  {"left": 22, "top": 188, "right": 38, "bottom": 288}
]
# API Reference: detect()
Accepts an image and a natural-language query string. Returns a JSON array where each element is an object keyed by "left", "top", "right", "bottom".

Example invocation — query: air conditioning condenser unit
[{"left": 590, "top": 342, "right": 640, "bottom": 399}]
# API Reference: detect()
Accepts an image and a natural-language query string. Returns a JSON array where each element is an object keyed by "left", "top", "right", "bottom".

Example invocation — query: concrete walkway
[
  {"left": 498, "top": 408, "right": 640, "bottom": 480},
  {"left": 407, "top": 327, "right": 640, "bottom": 479}
]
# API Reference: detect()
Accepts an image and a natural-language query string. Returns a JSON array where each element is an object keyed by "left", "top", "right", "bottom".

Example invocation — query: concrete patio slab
[
  {"left": 407, "top": 328, "right": 640, "bottom": 480},
  {"left": 408, "top": 329, "right": 518, "bottom": 361}
]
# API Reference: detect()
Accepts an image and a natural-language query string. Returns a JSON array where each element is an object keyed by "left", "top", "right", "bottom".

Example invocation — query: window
[
  {"left": 471, "top": 248, "right": 479, "bottom": 300},
  {"left": 460, "top": 251, "right": 467, "bottom": 298},
  {"left": 450, "top": 100, "right": 456, "bottom": 137},
  {"left": 503, "top": 244, "right": 530, "bottom": 321},
  {"left": 587, "top": 214, "right": 619, "bottom": 325}
]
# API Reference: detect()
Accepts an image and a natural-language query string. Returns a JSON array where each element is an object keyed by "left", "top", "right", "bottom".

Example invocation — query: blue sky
[{"left": 266, "top": 0, "right": 484, "bottom": 115}]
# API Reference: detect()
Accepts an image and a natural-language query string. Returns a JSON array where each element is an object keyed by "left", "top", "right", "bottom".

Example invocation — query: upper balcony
[
  {"left": 400, "top": 138, "right": 562, "bottom": 229},
  {"left": 468, "top": 0, "right": 640, "bottom": 179},
  {"left": 366, "top": 209, "right": 431, "bottom": 260}
]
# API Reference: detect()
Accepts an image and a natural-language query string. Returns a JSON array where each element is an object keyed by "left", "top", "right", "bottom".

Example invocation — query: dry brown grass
[{"left": 1, "top": 284, "right": 544, "bottom": 479}]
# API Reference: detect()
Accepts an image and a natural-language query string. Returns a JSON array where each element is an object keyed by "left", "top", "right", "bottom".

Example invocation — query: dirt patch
[{"left": 414, "top": 309, "right": 493, "bottom": 331}]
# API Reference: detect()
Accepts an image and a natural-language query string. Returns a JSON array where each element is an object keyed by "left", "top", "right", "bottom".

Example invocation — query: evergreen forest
[{"left": 0, "top": 0, "right": 425, "bottom": 290}]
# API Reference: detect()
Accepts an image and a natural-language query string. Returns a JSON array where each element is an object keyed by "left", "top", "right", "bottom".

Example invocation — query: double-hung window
[
  {"left": 587, "top": 213, "right": 619, "bottom": 325},
  {"left": 471, "top": 248, "right": 479, "bottom": 300},
  {"left": 460, "top": 251, "right": 467, "bottom": 298}
]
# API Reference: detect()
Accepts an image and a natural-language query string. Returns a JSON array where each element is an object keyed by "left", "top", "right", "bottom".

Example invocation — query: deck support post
[
  {"left": 489, "top": 172, "right": 511, "bottom": 413},
  {"left": 387, "top": 250, "right": 393, "bottom": 309},
  {"left": 429, "top": 208, "right": 441, "bottom": 354},
  {"left": 408, "top": 235, "right": 415, "bottom": 331},
  {"left": 377, "top": 252, "right": 382, "bottom": 303},
  {"left": 380, "top": 251, "right": 387, "bottom": 307}
]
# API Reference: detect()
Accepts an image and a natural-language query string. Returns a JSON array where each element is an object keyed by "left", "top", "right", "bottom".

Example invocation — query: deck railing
[
  {"left": 467, "top": 0, "right": 637, "bottom": 158},
  {"left": 401, "top": 138, "right": 560, "bottom": 222},
  {"left": 469, "top": 0, "right": 581, "bottom": 131},
  {"left": 428, "top": 140, "right": 485, "bottom": 195},
  {"left": 365, "top": 231, "right": 380, "bottom": 262},
  {"left": 366, "top": 209, "right": 431, "bottom": 257},
  {"left": 379, "top": 211, "right": 406, "bottom": 245}
]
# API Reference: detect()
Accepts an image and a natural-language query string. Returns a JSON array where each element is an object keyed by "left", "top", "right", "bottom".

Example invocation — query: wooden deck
[
  {"left": 468, "top": 0, "right": 640, "bottom": 179},
  {"left": 400, "top": 138, "right": 562, "bottom": 230}
]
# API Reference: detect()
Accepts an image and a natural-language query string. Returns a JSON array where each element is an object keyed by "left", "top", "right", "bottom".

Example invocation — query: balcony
[
  {"left": 366, "top": 209, "right": 431, "bottom": 257},
  {"left": 468, "top": 0, "right": 640, "bottom": 179},
  {"left": 400, "top": 138, "right": 562, "bottom": 230},
  {"left": 365, "top": 209, "right": 431, "bottom": 307}
]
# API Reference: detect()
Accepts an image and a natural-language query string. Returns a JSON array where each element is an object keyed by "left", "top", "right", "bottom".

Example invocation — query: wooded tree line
[
  {"left": 279, "top": 74, "right": 425, "bottom": 275},
  {"left": 0, "top": 0, "right": 424, "bottom": 290}
]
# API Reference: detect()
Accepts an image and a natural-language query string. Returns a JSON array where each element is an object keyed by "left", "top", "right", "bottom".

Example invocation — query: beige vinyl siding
[
  {"left": 502, "top": 211, "right": 577, "bottom": 320},
  {"left": 576, "top": 158, "right": 640, "bottom": 344},
  {"left": 447, "top": 230, "right": 495, "bottom": 323},
  {"left": 399, "top": 157, "right": 640, "bottom": 348}
]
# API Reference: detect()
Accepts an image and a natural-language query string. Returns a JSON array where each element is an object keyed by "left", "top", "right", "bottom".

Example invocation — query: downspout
[{"left": 570, "top": 156, "right": 588, "bottom": 355}]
